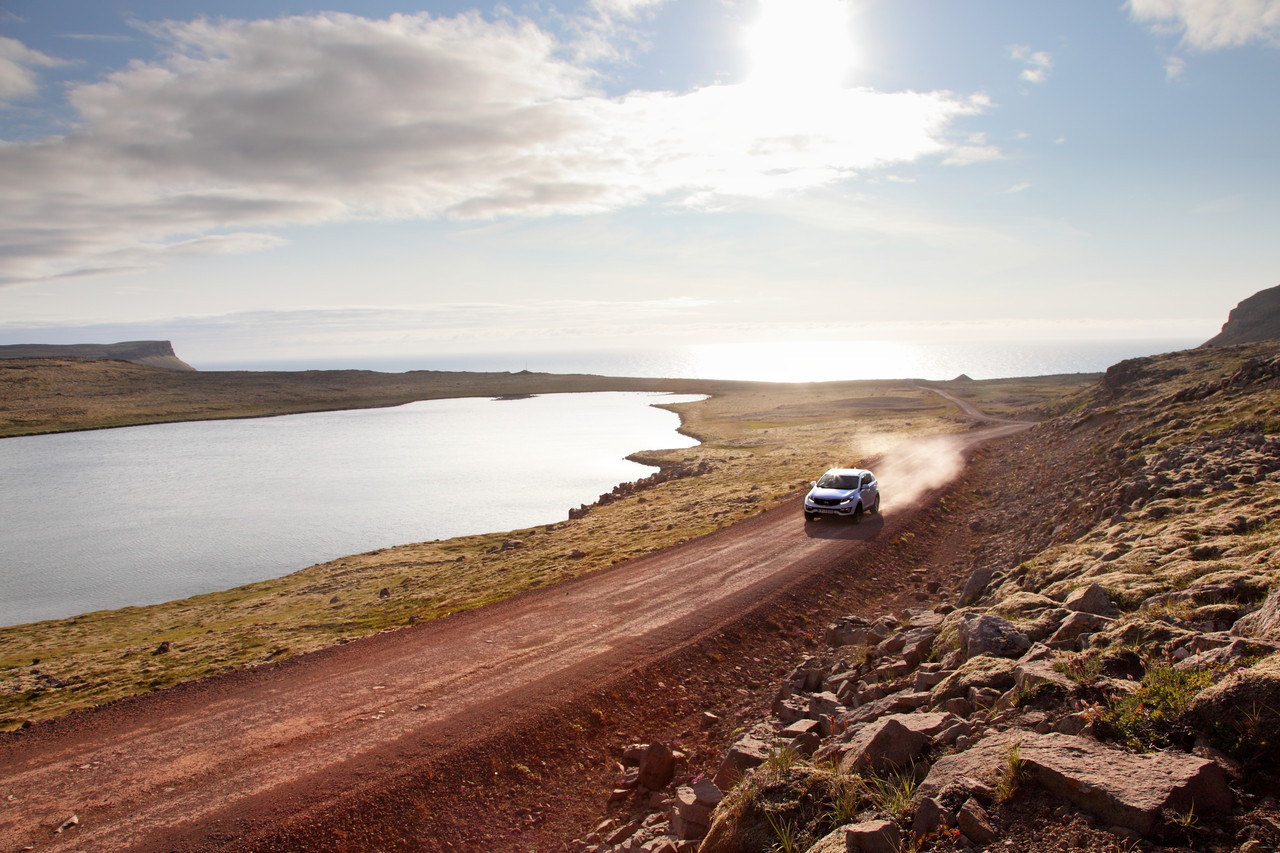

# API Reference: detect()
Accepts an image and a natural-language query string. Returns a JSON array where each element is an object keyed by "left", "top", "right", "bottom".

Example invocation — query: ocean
[{"left": 196, "top": 338, "right": 1204, "bottom": 381}]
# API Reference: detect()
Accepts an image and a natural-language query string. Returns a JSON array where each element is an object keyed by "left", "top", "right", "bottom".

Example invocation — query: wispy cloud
[
  {"left": 0, "top": 11, "right": 990, "bottom": 286},
  {"left": 1128, "top": 0, "right": 1280, "bottom": 49},
  {"left": 0, "top": 35, "right": 64, "bottom": 102},
  {"left": 1009, "top": 44, "right": 1053, "bottom": 83}
]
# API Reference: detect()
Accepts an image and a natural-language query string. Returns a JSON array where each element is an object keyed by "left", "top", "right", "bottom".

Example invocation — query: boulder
[
  {"left": 920, "top": 732, "right": 1232, "bottom": 837},
  {"left": 843, "top": 819, "right": 900, "bottom": 853},
  {"left": 930, "top": 655, "right": 1018, "bottom": 704},
  {"left": 1013, "top": 656, "right": 1073, "bottom": 690},
  {"left": 957, "top": 798, "right": 997, "bottom": 845},
  {"left": 1232, "top": 586, "right": 1280, "bottom": 641},
  {"left": 1046, "top": 612, "right": 1115, "bottom": 649},
  {"left": 1186, "top": 652, "right": 1280, "bottom": 766},
  {"left": 911, "top": 796, "right": 945, "bottom": 840},
  {"left": 959, "top": 567, "right": 994, "bottom": 606},
  {"left": 637, "top": 742, "right": 677, "bottom": 790},
  {"left": 959, "top": 614, "right": 1031, "bottom": 661},
  {"left": 842, "top": 690, "right": 931, "bottom": 726},
  {"left": 1063, "top": 583, "right": 1120, "bottom": 618},
  {"left": 835, "top": 716, "right": 929, "bottom": 774},
  {"left": 825, "top": 616, "right": 874, "bottom": 647},
  {"left": 671, "top": 779, "right": 722, "bottom": 840},
  {"left": 713, "top": 735, "right": 771, "bottom": 791}
]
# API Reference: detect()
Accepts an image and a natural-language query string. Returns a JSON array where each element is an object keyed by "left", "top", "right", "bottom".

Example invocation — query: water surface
[{"left": 0, "top": 392, "right": 701, "bottom": 626}]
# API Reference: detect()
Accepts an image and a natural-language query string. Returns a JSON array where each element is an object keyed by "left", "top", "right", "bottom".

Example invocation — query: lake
[{"left": 0, "top": 392, "right": 702, "bottom": 627}]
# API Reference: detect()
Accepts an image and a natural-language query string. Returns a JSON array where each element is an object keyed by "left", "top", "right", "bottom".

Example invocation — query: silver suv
[{"left": 804, "top": 468, "right": 880, "bottom": 522}]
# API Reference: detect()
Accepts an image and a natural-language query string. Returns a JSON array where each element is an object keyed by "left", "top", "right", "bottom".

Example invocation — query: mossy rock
[
  {"left": 1188, "top": 652, "right": 1280, "bottom": 767},
  {"left": 700, "top": 762, "right": 861, "bottom": 853},
  {"left": 929, "top": 655, "right": 1018, "bottom": 704}
]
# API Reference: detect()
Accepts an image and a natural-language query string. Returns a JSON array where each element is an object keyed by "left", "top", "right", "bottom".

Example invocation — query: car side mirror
[{"left": 810, "top": 481, "right": 817, "bottom": 487}]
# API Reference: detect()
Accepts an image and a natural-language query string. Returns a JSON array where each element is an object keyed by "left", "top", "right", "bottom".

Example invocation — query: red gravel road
[{"left": 1, "top": 411, "right": 1028, "bottom": 853}]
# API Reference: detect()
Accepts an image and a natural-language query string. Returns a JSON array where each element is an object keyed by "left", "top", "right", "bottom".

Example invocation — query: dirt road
[{"left": 1, "top": 411, "right": 1029, "bottom": 852}]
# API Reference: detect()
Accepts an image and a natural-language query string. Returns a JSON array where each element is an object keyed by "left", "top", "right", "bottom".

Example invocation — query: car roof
[{"left": 823, "top": 468, "right": 871, "bottom": 477}]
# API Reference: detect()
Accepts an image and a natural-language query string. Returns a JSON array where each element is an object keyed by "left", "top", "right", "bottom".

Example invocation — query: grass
[
  {"left": 995, "top": 738, "right": 1026, "bottom": 802},
  {"left": 1097, "top": 665, "right": 1217, "bottom": 753},
  {"left": 865, "top": 762, "right": 921, "bottom": 819},
  {"left": 0, "top": 365, "right": 1095, "bottom": 728}
]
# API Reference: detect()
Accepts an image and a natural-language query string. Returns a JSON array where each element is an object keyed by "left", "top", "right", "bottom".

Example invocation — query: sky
[{"left": 0, "top": 0, "right": 1277, "bottom": 371}]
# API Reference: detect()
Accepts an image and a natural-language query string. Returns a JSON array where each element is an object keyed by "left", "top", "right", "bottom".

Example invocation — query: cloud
[
  {"left": 0, "top": 11, "right": 988, "bottom": 285},
  {"left": 1127, "top": 0, "right": 1280, "bottom": 49},
  {"left": 1009, "top": 44, "right": 1052, "bottom": 83},
  {"left": 1164, "top": 54, "right": 1189, "bottom": 77},
  {"left": 0, "top": 35, "right": 63, "bottom": 102}
]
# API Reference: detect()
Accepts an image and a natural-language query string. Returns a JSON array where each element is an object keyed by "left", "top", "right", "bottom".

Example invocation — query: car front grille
[{"left": 812, "top": 498, "right": 843, "bottom": 507}]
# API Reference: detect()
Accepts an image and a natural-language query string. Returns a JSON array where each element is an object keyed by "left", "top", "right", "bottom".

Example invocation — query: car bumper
[{"left": 805, "top": 503, "right": 856, "bottom": 515}]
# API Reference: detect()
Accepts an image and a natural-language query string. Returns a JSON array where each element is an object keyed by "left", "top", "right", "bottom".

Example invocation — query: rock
[
  {"left": 1063, "top": 583, "right": 1120, "bottom": 618},
  {"left": 713, "top": 734, "right": 771, "bottom": 791},
  {"left": 960, "top": 566, "right": 994, "bottom": 606},
  {"left": 1023, "top": 732, "right": 1232, "bottom": 836},
  {"left": 1232, "top": 586, "right": 1280, "bottom": 640},
  {"left": 1046, "top": 612, "right": 1115, "bottom": 649},
  {"left": 914, "top": 669, "right": 947, "bottom": 692},
  {"left": 835, "top": 716, "right": 929, "bottom": 774},
  {"left": 911, "top": 797, "right": 945, "bottom": 839},
  {"left": 825, "top": 616, "right": 874, "bottom": 647},
  {"left": 637, "top": 742, "right": 677, "bottom": 790},
  {"left": 842, "top": 690, "right": 931, "bottom": 726},
  {"left": 781, "top": 719, "right": 822, "bottom": 739},
  {"left": 1187, "top": 652, "right": 1280, "bottom": 766},
  {"left": 930, "top": 655, "right": 1018, "bottom": 704},
  {"left": 922, "top": 732, "right": 1231, "bottom": 837},
  {"left": 788, "top": 657, "right": 828, "bottom": 692},
  {"left": 809, "top": 691, "right": 843, "bottom": 720},
  {"left": 152, "top": 641, "right": 171, "bottom": 656},
  {"left": 1175, "top": 636, "right": 1280, "bottom": 671},
  {"left": 843, "top": 819, "right": 900, "bottom": 853},
  {"left": 959, "top": 614, "right": 1031, "bottom": 661},
  {"left": 803, "top": 828, "right": 847, "bottom": 853},
  {"left": 957, "top": 798, "right": 997, "bottom": 844},
  {"left": 1013, "top": 658, "right": 1076, "bottom": 696},
  {"left": 671, "top": 780, "right": 722, "bottom": 840}
]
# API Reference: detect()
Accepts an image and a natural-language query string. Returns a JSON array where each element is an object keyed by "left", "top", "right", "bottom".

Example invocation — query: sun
[{"left": 743, "top": 0, "right": 857, "bottom": 92}]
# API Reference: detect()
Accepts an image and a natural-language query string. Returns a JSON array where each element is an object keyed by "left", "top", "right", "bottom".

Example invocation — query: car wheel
[
  {"left": 871, "top": 494, "right": 880, "bottom": 514},
  {"left": 804, "top": 511, "right": 815, "bottom": 521},
  {"left": 852, "top": 503, "right": 863, "bottom": 523}
]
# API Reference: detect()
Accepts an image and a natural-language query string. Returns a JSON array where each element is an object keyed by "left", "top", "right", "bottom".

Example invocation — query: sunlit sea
[{"left": 198, "top": 338, "right": 1203, "bottom": 381}]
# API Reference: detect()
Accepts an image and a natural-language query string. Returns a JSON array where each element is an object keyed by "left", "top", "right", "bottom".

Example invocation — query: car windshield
[{"left": 817, "top": 473, "right": 858, "bottom": 490}]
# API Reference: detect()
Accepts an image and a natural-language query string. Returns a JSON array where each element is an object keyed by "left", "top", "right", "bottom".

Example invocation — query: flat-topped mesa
[
  {"left": 1204, "top": 283, "right": 1280, "bottom": 346},
  {"left": 0, "top": 340, "right": 195, "bottom": 371}
]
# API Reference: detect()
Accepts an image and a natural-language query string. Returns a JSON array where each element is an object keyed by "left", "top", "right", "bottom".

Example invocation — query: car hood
[{"left": 809, "top": 487, "right": 858, "bottom": 500}]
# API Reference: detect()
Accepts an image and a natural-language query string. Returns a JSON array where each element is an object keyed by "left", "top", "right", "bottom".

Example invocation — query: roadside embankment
[{"left": 565, "top": 341, "right": 1280, "bottom": 853}]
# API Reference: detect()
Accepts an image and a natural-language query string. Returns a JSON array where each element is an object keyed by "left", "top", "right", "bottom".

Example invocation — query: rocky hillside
[
  {"left": 1205, "top": 284, "right": 1280, "bottom": 346},
  {"left": 571, "top": 341, "right": 1280, "bottom": 853},
  {"left": 0, "top": 340, "right": 194, "bottom": 371}
]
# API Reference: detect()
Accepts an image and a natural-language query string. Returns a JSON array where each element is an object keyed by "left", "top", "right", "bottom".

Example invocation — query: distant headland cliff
[
  {"left": 1205, "top": 282, "right": 1280, "bottom": 346},
  {"left": 0, "top": 340, "right": 195, "bottom": 371}
]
